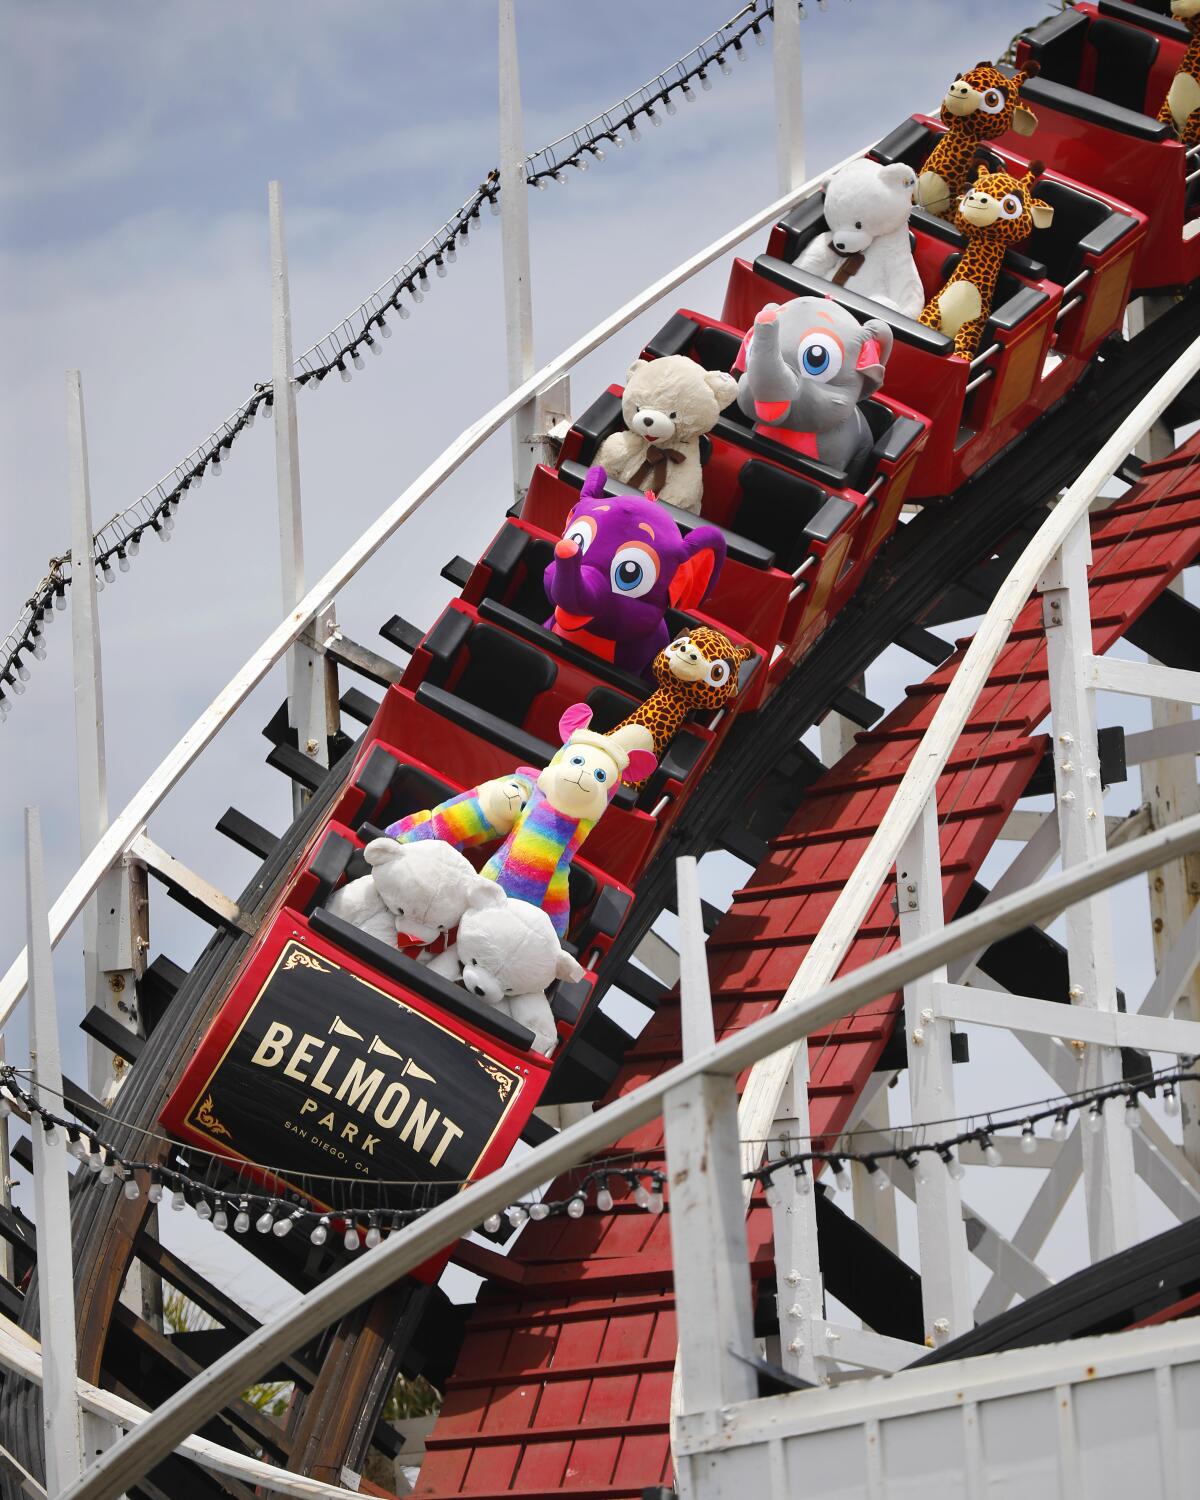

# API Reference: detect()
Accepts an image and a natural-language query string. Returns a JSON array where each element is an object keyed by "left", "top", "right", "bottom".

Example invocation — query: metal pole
[
  {"left": 498, "top": 0, "right": 538, "bottom": 503},
  {"left": 67, "top": 373, "right": 140, "bottom": 1104},
  {"left": 269, "top": 181, "right": 336, "bottom": 816},
  {"left": 772, "top": 0, "right": 806, "bottom": 195},
  {"left": 897, "top": 794, "right": 973, "bottom": 1343},
  {"left": 1039, "top": 519, "right": 1138, "bottom": 1259},
  {"left": 25, "top": 807, "right": 83, "bottom": 1493}
]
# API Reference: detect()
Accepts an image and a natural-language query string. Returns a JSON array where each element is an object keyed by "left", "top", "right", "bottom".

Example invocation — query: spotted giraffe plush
[
  {"left": 611, "top": 628, "right": 752, "bottom": 790},
  {"left": 919, "top": 161, "right": 1054, "bottom": 361},
  {"left": 1158, "top": 1, "right": 1200, "bottom": 148},
  {"left": 918, "top": 61, "right": 1040, "bottom": 219}
]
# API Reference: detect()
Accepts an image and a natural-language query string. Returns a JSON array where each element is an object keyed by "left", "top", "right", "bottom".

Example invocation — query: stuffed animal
[
  {"left": 480, "top": 704, "right": 657, "bottom": 937},
  {"left": 1158, "top": 2, "right": 1200, "bottom": 147},
  {"left": 918, "top": 61, "right": 1040, "bottom": 219},
  {"left": 543, "top": 466, "right": 728, "bottom": 679},
  {"left": 797, "top": 159, "right": 924, "bottom": 318},
  {"left": 428, "top": 899, "right": 584, "bottom": 1056},
  {"left": 734, "top": 298, "right": 893, "bottom": 472},
  {"left": 595, "top": 355, "right": 739, "bottom": 515},
  {"left": 325, "top": 838, "right": 504, "bottom": 960},
  {"left": 385, "top": 774, "right": 534, "bottom": 847},
  {"left": 919, "top": 161, "right": 1053, "bottom": 360},
  {"left": 612, "top": 628, "right": 752, "bottom": 789}
]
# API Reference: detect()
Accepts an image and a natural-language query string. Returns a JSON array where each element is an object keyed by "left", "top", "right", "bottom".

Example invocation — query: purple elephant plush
[{"left": 543, "top": 467, "right": 727, "bottom": 678}]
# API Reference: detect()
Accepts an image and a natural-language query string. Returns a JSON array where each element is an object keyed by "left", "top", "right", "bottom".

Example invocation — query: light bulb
[
  {"left": 872, "top": 1163, "right": 890, "bottom": 1192},
  {"left": 171, "top": 1188, "right": 187, "bottom": 1211},
  {"left": 699, "top": 71, "right": 712, "bottom": 91},
  {"left": 397, "top": 301, "right": 411, "bottom": 320},
  {"left": 1021, "top": 1122, "right": 1037, "bottom": 1155},
  {"left": 941, "top": 1149, "right": 966, "bottom": 1182},
  {"left": 633, "top": 1183, "right": 651, "bottom": 1209},
  {"left": 574, "top": 153, "right": 589, "bottom": 171},
  {"left": 718, "top": 53, "right": 732, "bottom": 75},
  {"left": 1125, "top": 1095, "right": 1142, "bottom": 1129},
  {"left": 244, "top": 408, "right": 255, "bottom": 427},
  {"left": 553, "top": 170, "right": 568, "bottom": 185},
  {"left": 351, "top": 350, "right": 365, "bottom": 370},
  {"left": 310, "top": 1216, "right": 329, "bottom": 1246},
  {"left": 566, "top": 1196, "right": 585, "bottom": 1219},
  {"left": 506, "top": 1204, "right": 528, "bottom": 1228},
  {"left": 128, "top": 537, "right": 140, "bottom": 557},
  {"left": 445, "top": 243, "right": 457, "bottom": 262},
  {"left": 99, "top": 1163, "right": 116, "bottom": 1185},
  {"left": 212, "top": 1206, "right": 228, "bottom": 1232},
  {"left": 195, "top": 1198, "right": 212, "bottom": 1221},
  {"left": 117, "top": 551, "right": 129, "bottom": 573},
  {"left": 147, "top": 1180, "right": 164, "bottom": 1205},
  {"left": 1088, "top": 1101, "right": 1105, "bottom": 1132},
  {"left": 273, "top": 1214, "right": 294, "bottom": 1237},
  {"left": 1051, "top": 1113, "right": 1069, "bottom": 1142},
  {"left": 43, "top": 1126, "right": 59, "bottom": 1146},
  {"left": 89, "top": 1151, "right": 104, "bottom": 1173},
  {"left": 913, "top": 1156, "right": 931, "bottom": 1185},
  {"left": 124, "top": 1178, "right": 141, "bottom": 1200},
  {"left": 648, "top": 1189, "right": 664, "bottom": 1214},
  {"left": 483, "top": 1213, "right": 502, "bottom": 1234},
  {"left": 833, "top": 1161, "right": 851, "bottom": 1194},
  {"left": 343, "top": 1225, "right": 360, "bottom": 1251},
  {"left": 592, "top": 146, "right": 605, "bottom": 161},
  {"left": 628, "top": 122, "right": 641, "bottom": 141},
  {"left": 648, "top": 109, "right": 662, "bottom": 127},
  {"left": 338, "top": 362, "right": 351, "bottom": 382},
  {"left": 54, "top": 589, "right": 67, "bottom": 609},
  {"left": 682, "top": 83, "right": 695, "bottom": 101},
  {"left": 489, "top": 193, "right": 501, "bottom": 215},
  {"left": 755, "top": 23, "right": 767, "bottom": 43},
  {"left": 378, "top": 315, "right": 391, "bottom": 338},
  {"left": 209, "top": 457, "right": 222, "bottom": 477},
  {"left": 980, "top": 1135, "right": 1002, "bottom": 1167},
  {"left": 100, "top": 561, "right": 115, "bottom": 583},
  {"left": 764, "top": 1178, "right": 782, "bottom": 1208},
  {"left": 434, "top": 258, "right": 447, "bottom": 277},
  {"left": 70, "top": 1135, "right": 90, "bottom": 1161},
  {"left": 595, "top": 1186, "right": 614, "bottom": 1213},
  {"left": 367, "top": 336, "right": 382, "bottom": 356},
  {"left": 31, "top": 637, "right": 46, "bottom": 660},
  {"left": 529, "top": 1202, "right": 550, "bottom": 1221},
  {"left": 1164, "top": 1085, "right": 1180, "bottom": 1117},
  {"left": 365, "top": 1219, "right": 382, "bottom": 1248},
  {"left": 256, "top": 1208, "right": 275, "bottom": 1233},
  {"left": 664, "top": 97, "right": 677, "bottom": 116},
  {"left": 16, "top": 660, "right": 30, "bottom": 681},
  {"left": 795, "top": 1166, "right": 812, "bottom": 1196}
]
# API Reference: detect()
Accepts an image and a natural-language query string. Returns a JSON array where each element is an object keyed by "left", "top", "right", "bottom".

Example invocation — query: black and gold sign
[{"left": 178, "top": 940, "right": 525, "bottom": 1204}]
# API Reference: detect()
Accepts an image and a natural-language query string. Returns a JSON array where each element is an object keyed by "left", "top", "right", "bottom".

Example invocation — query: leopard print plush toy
[{"left": 613, "top": 628, "right": 752, "bottom": 789}]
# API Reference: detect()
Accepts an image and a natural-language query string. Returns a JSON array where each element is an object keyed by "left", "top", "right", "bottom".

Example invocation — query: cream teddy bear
[
  {"left": 797, "top": 158, "right": 924, "bottom": 319},
  {"left": 596, "top": 355, "right": 738, "bottom": 514},
  {"left": 428, "top": 898, "right": 584, "bottom": 1056},
  {"left": 326, "top": 837, "right": 503, "bottom": 961}
]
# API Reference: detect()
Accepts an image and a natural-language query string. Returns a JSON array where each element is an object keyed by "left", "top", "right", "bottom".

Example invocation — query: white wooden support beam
[
  {"left": 1125, "top": 716, "right": 1200, "bottom": 766},
  {"left": 934, "top": 980, "right": 1200, "bottom": 1055},
  {"left": 67, "top": 373, "right": 141, "bottom": 1104},
  {"left": 269, "top": 181, "right": 337, "bottom": 817},
  {"left": 1040, "top": 519, "right": 1138, "bottom": 1260},
  {"left": 665, "top": 859, "right": 757, "bottom": 1422},
  {"left": 897, "top": 795, "right": 973, "bottom": 1345},
  {"left": 129, "top": 833, "right": 252, "bottom": 934},
  {"left": 772, "top": 0, "right": 806, "bottom": 194},
  {"left": 809, "top": 1320, "right": 924, "bottom": 1375},
  {"left": 947, "top": 809, "right": 1060, "bottom": 983},
  {"left": 25, "top": 807, "right": 83, "bottom": 1493},
  {"left": 1138, "top": 896, "right": 1200, "bottom": 1021},
  {"left": 1086, "top": 654, "right": 1200, "bottom": 708},
  {"left": 498, "top": 0, "right": 537, "bottom": 503},
  {"left": 634, "top": 930, "right": 680, "bottom": 988},
  {"left": 768, "top": 1044, "right": 828, "bottom": 1385}
]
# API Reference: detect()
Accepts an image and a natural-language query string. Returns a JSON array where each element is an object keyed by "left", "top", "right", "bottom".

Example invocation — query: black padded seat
[
  {"left": 732, "top": 461, "right": 839, "bottom": 574},
  {"left": 452, "top": 623, "right": 557, "bottom": 726},
  {"left": 585, "top": 684, "right": 641, "bottom": 733},
  {"left": 1098, "top": 0, "right": 1189, "bottom": 43},
  {"left": 752, "top": 255, "right": 955, "bottom": 356},
  {"left": 1023, "top": 9, "right": 1091, "bottom": 85},
  {"left": 1027, "top": 180, "right": 1139, "bottom": 284},
  {"left": 694, "top": 325, "right": 742, "bottom": 371},
  {"left": 1089, "top": 16, "right": 1160, "bottom": 112}
]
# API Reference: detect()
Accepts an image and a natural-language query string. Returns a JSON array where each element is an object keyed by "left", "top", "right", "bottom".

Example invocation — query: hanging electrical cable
[{"left": 0, "top": 0, "right": 854, "bottom": 719}]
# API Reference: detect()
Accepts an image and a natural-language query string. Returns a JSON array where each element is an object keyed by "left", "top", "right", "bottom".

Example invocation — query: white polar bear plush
[
  {"left": 797, "top": 159, "right": 924, "bottom": 319},
  {"left": 595, "top": 355, "right": 739, "bottom": 515},
  {"left": 428, "top": 898, "right": 585, "bottom": 1056},
  {"left": 326, "top": 838, "right": 504, "bottom": 959}
]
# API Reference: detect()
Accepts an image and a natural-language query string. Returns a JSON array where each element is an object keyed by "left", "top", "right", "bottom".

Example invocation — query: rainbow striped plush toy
[{"left": 386, "top": 774, "right": 533, "bottom": 848}]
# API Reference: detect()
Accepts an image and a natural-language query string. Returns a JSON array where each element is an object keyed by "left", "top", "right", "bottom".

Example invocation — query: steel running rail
[{"left": 0, "top": 152, "right": 856, "bottom": 1032}]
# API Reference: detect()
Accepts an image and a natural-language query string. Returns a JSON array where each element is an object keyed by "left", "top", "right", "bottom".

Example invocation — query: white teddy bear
[
  {"left": 595, "top": 355, "right": 739, "bottom": 515},
  {"left": 428, "top": 898, "right": 584, "bottom": 1056},
  {"left": 326, "top": 838, "right": 503, "bottom": 959},
  {"left": 797, "top": 158, "right": 924, "bottom": 319}
]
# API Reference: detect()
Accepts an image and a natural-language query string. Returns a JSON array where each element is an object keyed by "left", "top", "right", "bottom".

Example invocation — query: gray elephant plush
[{"left": 735, "top": 297, "right": 894, "bottom": 473}]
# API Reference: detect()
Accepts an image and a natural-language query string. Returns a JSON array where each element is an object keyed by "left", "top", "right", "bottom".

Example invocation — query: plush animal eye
[
  {"left": 999, "top": 193, "right": 1024, "bottom": 219},
  {"left": 796, "top": 332, "right": 844, "bottom": 383},
  {"left": 854, "top": 221, "right": 862, "bottom": 230},
  {"left": 671, "top": 635, "right": 692, "bottom": 652},
  {"left": 980, "top": 88, "right": 1006, "bottom": 114},
  {"left": 563, "top": 513, "right": 597, "bottom": 553},
  {"left": 594, "top": 767, "right": 608, "bottom": 783},
  {"left": 570, "top": 753, "right": 585, "bottom": 767},
  {"left": 668, "top": 411, "right": 677, "bottom": 420},
  {"left": 706, "top": 659, "right": 731, "bottom": 687},
  {"left": 396, "top": 907, "right": 405, "bottom": 916},
  {"left": 610, "top": 543, "right": 659, "bottom": 598}
]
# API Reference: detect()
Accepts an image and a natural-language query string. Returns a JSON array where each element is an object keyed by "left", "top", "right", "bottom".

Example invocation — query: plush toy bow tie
[
  {"left": 395, "top": 929, "right": 454, "bottom": 961},
  {"left": 829, "top": 248, "right": 867, "bottom": 287},
  {"left": 638, "top": 441, "right": 685, "bottom": 462}
]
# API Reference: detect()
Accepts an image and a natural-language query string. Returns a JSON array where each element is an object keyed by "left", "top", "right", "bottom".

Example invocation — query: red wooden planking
[{"left": 416, "top": 457, "right": 1200, "bottom": 1497}]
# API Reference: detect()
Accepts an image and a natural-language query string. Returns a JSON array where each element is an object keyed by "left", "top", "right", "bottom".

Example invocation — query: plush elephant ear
[
  {"left": 855, "top": 320, "right": 894, "bottom": 399},
  {"left": 363, "top": 837, "right": 405, "bottom": 866},
  {"left": 670, "top": 525, "right": 727, "bottom": 610},
  {"left": 702, "top": 369, "right": 740, "bottom": 410}
]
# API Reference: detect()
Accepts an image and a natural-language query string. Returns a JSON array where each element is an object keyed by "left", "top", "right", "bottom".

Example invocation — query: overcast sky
[{"left": 1, "top": 0, "right": 1189, "bottom": 1320}]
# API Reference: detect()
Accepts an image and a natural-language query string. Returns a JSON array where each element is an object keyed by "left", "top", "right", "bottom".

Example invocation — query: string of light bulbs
[
  {"left": 0, "top": 0, "right": 855, "bottom": 719},
  {"left": 0, "top": 1065, "right": 665, "bottom": 1252},
  {"left": 1, "top": 1061, "right": 1191, "bottom": 1254}
]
